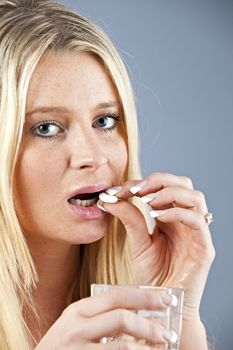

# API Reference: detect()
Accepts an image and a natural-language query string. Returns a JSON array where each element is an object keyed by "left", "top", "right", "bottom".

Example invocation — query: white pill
[{"left": 99, "top": 192, "right": 118, "bottom": 203}]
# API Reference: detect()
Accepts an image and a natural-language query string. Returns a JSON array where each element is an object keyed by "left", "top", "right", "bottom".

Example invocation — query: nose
[{"left": 68, "top": 131, "right": 108, "bottom": 171}]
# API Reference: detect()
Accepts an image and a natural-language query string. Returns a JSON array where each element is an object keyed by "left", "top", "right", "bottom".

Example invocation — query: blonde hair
[{"left": 0, "top": 0, "right": 155, "bottom": 348}]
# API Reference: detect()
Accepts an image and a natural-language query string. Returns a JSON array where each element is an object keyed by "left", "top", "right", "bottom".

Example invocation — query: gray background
[{"left": 60, "top": 1, "right": 233, "bottom": 349}]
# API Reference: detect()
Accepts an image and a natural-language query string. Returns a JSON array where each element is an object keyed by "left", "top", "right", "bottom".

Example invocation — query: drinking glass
[{"left": 91, "top": 284, "right": 184, "bottom": 349}]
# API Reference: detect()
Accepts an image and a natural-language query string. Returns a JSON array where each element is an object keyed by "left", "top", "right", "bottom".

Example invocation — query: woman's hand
[
  {"left": 99, "top": 172, "right": 216, "bottom": 321},
  {"left": 34, "top": 287, "right": 175, "bottom": 349}
]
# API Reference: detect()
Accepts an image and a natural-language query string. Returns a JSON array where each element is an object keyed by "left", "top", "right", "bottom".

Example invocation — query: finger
[
  {"left": 152, "top": 207, "right": 206, "bottom": 230},
  {"left": 97, "top": 197, "right": 152, "bottom": 255},
  {"left": 105, "top": 173, "right": 194, "bottom": 201},
  {"left": 141, "top": 187, "right": 208, "bottom": 214},
  {"left": 72, "top": 287, "right": 176, "bottom": 318},
  {"left": 151, "top": 207, "right": 214, "bottom": 249},
  {"left": 81, "top": 309, "right": 173, "bottom": 345},
  {"left": 86, "top": 341, "right": 165, "bottom": 349},
  {"left": 146, "top": 172, "right": 194, "bottom": 190}
]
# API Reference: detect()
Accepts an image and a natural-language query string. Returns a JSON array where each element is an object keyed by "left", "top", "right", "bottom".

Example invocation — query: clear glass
[{"left": 91, "top": 284, "right": 184, "bottom": 349}]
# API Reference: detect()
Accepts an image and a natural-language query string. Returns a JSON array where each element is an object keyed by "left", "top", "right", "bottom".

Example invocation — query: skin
[
  {"left": 12, "top": 51, "right": 215, "bottom": 349},
  {"left": 14, "top": 51, "right": 127, "bottom": 246},
  {"left": 13, "top": 51, "right": 129, "bottom": 341},
  {"left": 100, "top": 175, "right": 215, "bottom": 349}
]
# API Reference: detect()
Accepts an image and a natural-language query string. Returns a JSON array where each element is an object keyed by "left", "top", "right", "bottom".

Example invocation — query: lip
[
  {"left": 68, "top": 202, "right": 106, "bottom": 220},
  {"left": 67, "top": 183, "right": 109, "bottom": 201}
]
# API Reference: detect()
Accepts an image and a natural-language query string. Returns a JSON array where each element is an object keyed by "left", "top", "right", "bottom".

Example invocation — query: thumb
[{"left": 97, "top": 196, "right": 151, "bottom": 255}]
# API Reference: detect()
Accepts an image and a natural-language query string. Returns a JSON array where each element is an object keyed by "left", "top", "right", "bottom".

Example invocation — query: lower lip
[{"left": 68, "top": 202, "right": 106, "bottom": 220}]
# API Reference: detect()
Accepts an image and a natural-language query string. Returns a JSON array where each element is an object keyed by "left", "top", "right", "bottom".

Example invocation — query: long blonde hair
[{"left": 0, "top": 0, "right": 154, "bottom": 348}]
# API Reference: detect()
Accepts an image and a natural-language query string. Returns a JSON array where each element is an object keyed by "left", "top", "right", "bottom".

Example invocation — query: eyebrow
[{"left": 26, "top": 101, "right": 120, "bottom": 117}]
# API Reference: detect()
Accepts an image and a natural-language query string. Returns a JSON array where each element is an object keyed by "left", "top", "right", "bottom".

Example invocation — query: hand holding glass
[{"left": 91, "top": 284, "right": 184, "bottom": 349}]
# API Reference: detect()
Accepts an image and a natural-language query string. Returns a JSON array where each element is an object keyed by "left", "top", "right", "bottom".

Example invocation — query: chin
[{"left": 64, "top": 227, "right": 107, "bottom": 245}]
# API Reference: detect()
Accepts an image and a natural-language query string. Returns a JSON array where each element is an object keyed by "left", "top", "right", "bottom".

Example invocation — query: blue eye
[
  {"left": 31, "top": 113, "right": 120, "bottom": 140},
  {"left": 93, "top": 113, "right": 120, "bottom": 132},
  {"left": 31, "top": 120, "right": 63, "bottom": 139}
]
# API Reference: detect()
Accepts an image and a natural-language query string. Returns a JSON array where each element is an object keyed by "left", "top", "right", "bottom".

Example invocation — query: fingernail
[
  {"left": 106, "top": 186, "right": 122, "bottom": 196},
  {"left": 149, "top": 210, "right": 165, "bottom": 218},
  {"left": 129, "top": 180, "right": 147, "bottom": 194},
  {"left": 97, "top": 199, "right": 109, "bottom": 213},
  {"left": 141, "top": 194, "right": 157, "bottom": 204},
  {"left": 99, "top": 192, "right": 119, "bottom": 204},
  {"left": 162, "top": 329, "right": 178, "bottom": 343},
  {"left": 161, "top": 293, "right": 178, "bottom": 307}
]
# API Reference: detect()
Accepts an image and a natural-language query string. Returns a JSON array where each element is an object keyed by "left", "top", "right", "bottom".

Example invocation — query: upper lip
[{"left": 67, "top": 183, "right": 109, "bottom": 201}]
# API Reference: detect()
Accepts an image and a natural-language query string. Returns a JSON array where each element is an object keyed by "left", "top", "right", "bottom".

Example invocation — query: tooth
[
  {"left": 69, "top": 196, "right": 99, "bottom": 207},
  {"left": 70, "top": 198, "right": 77, "bottom": 205},
  {"left": 73, "top": 198, "right": 98, "bottom": 207},
  {"left": 74, "top": 198, "right": 82, "bottom": 205}
]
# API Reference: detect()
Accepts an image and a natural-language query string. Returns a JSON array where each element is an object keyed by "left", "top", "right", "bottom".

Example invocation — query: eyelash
[{"left": 31, "top": 113, "right": 121, "bottom": 140}]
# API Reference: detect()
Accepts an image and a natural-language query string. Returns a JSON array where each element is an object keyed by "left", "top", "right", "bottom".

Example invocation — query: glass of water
[{"left": 91, "top": 284, "right": 184, "bottom": 349}]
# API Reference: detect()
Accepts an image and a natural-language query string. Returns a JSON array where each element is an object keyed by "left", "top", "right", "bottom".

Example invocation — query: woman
[{"left": 0, "top": 0, "right": 215, "bottom": 349}]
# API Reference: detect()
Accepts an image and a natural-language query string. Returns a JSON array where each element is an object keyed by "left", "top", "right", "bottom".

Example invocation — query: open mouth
[{"left": 68, "top": 191, "right": 102, "bottom": 207}]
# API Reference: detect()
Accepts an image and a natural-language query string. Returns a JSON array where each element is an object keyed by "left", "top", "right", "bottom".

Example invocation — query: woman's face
[{"left": 13, "top": 51, "right": 128, "bottom": 244}]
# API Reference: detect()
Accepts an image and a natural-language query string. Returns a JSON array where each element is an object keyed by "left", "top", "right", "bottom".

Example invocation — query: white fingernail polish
[
  {"left": 129, "top": 180, "right": 147, "bottom": 194},
  {"left": 141, "top": 194, "right": 157, "bottom": 203},
  {"left": 170, "top": 294, "right": 178, "bottom": 307},
  {"left": 106, "top": 186, "right": 122, "bottom": 196},
  {"left": 149, "top": 210, "right": 161, "bottom": 218},
  {"left": 161, "top": 293, "right": 178, "bottom": 307},
  {"left": 163, "top": 330, "right": 178, "bottom": 344},
  {"left": 150, "top": 210, "right": 166, "bottom": 218},
  {"left": 97, "top": 200, "right": 108, "bottom": 212},
  {"left": 99, "top": 192, "right": 118, "bottom": 203}
]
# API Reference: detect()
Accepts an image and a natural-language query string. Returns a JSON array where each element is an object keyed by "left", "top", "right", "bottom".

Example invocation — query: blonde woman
[{"left": 0, "top": 0, "right": 215, "bottom": 349}]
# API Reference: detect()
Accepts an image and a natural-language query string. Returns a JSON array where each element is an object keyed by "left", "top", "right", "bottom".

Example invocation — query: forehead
[{"left": 26, "top": 50, "right": 120, "bottom": 112}]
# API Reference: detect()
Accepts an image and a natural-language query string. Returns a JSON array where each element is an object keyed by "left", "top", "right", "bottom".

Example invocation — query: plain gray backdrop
[{"left": 59, "top": 1, "right": 233, "bottom": 349}]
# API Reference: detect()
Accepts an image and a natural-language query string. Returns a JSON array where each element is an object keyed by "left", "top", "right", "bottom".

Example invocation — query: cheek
[
  {"left": 110, "top": 137, "right": 128, "bottom": 178},
  {"left": 13, "top": 147, "right": 63, "bottom": 215}
]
